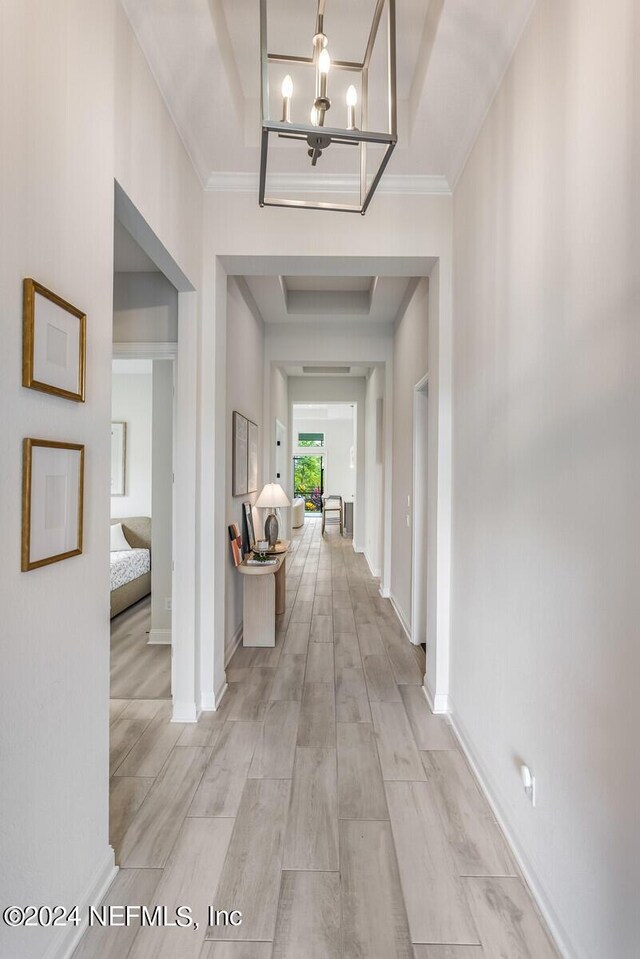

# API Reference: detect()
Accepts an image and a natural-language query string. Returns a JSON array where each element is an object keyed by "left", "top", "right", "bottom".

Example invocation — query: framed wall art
[
  {"left": 22, "top": 439, "right": 85, "bottom": 572},
  {"left": 22, "top": 279, "right": 86, "bottom": 402},
  {"left": 111, "top": 422, "right": 127, "bottom": 496},
  {"left": 232, "top": 411, "right": 248, "bottom": 497},
  {"left": 247, "top": 419, "right": 258, "bottom": 493},
  {"left": 243, "top": 500, "right": 256, "bottom": 553}
]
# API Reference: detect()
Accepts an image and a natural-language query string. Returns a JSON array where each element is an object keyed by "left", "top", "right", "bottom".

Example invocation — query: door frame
[{"left": 411, "top": 374, "right": 429, "bottom": 647}]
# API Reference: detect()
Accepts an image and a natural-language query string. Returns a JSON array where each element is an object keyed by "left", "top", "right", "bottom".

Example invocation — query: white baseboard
[
  {"left": 363, "top": 549, "right": 381, "bottom": 579},
  {"left": 389, "top": 593, "right": 412, "bottom": 642},
  {"left": 148, "top": 628, "right": 171, "bottom": 645},
  {"left": 379, "top": 585, "right": 390, "bottom": 598},
  {"left": 171, "top": 700, "right": 198, "bottom": 723},
  {"left": 423, "top": 680, "right": 449, "bottom": 715},
  {"left": 449, "top": 700, "right": 575, "bottom": 959},
  {"left": 43, "top": 846, "right": 117, "bottom": 959},
  {"left": 225, "top": 622, "right": 244, "bottom": 667}
]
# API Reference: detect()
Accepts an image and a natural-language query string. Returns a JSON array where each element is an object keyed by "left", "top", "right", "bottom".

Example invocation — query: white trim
[
  {"left": 205, "top": 171, "right": 452, "bottom": 197},
  {"left": 112, "top": 341, "right": 177, "bottom": 358},
  {"left": 389, "top": 592, "right": 412, "bottom": 642},
  {"left": 379, "top": 585, "right": 391, "bottom": 599},
  {"left": 363, "top": 550, "right": 381, "bottom": 580},
  {"left": 225, "top": 622, "right": 244, "bottom": 667},
  {"left": 201, "top": 680, "right": 229, "bottom": 713},
  {"left": 411, "top": 374, "right": 429, "bottom": 647},
  {"left": 449, "top": 701, "right": 574, "bottom": 959},
  {"left": 43, "top": 846, "right": 117, "bottom": 959},
  {"left": 423, "top": 679, "right": 449, "bottom": 715},
  {"left": 148, "top": 628, "right": 172, "bottom": 645},
  {"left": 171, "top": 700, "right": 198, "bottom": 723}
]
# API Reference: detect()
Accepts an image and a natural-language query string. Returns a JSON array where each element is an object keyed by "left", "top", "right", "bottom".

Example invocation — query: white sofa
[{"left": 292, "top": 497, "right": 305, "bottom": 528}]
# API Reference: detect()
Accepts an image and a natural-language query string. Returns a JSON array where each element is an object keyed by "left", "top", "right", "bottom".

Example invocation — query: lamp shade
[{"left": 255, "top": 483, "right": 291, "bottom": 509}]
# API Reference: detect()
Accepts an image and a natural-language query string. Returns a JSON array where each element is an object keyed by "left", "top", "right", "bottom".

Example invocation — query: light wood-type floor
[
  {"left": 111, "top": 597, "right": 171, "bottom": 700},
  {"left": 77, "top": 520, "right": 560, "bottom": 958}
]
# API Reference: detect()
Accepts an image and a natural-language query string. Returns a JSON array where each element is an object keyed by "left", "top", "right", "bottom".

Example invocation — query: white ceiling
[
  {"left": 245, "top": 273, "right": 414, "bottom": 323},
  {"left": 293, "top": 403, "right": 357, "bottom": 419},
  {"left": 284, "top": 364, "right": 370, "bottom": 378},
  {"left": 121, "top": 0, "right": 536, "bottom": 188}
]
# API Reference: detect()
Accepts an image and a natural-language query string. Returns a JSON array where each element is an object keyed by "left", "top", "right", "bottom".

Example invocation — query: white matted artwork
[
  {"left": 233, "top": 411, "right": 248, "bottom": 497},
  {"left": 22, "top": 279, "right": 86, "bottom": 402},
  {"left": 247, "top": 419, "right": 259, "bottom": 493},
  {"left": 111, "top": 422, "right": 127, "bottom": 496},
  {"left": 22, "top": 439, "right": 84, "bottom": 571}
]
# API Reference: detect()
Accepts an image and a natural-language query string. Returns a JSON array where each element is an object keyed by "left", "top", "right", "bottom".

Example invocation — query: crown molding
[
  {"left": 112, "top": 341, "right": 178, "bottom": 359},
  {"left": 205, "top": 171, "right": 451, "bottom": 196}
]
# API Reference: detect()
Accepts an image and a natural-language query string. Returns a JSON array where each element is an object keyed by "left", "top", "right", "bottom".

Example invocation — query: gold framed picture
[
  {"left": 22, "top": 439, "right": 85, "bottom": 572},
  {"left": 22, "top": 278, "right": 86, "bottom": 402}
]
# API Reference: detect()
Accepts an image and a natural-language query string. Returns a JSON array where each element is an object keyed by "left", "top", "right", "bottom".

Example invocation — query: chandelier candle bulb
[
  {"left": 318, "top": 47, "right": 331, "bottom": 99},
  {"left": 346, "top": 84, "right": 358, "bottom": 129},
  {"left": 281, "top": 74, "right": 293, "bottom": 122}
]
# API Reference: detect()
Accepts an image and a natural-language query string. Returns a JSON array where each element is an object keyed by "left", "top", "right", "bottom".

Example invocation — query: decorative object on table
[
  {"left": 22, "top": 278, "right": 86, "bottom": 402},
  {"left": 247, "top": 420, "right": 259, "bottom": 493},
  {"left": 255, "top": 482, "right": 291, "bottom": 547},
  {"left": 110, "top": 422, "right": 127, "bottom": 496},
  {"left": 232, "top": 411, "right": 248, "bottom": 496},
  {"left": 22, "top": 438, "right": 84, "bottom": 571},
  {"left": 246, "top": 557, "right": 278, "bottom": 566},
  {"left": 243, "top": 500, "right": 256, "bottom": 553},
  {"left": 258, "top": 0, "right": 397, "bottom": 215},
  {"left": 257, "top": 538, "right": 269, "bottom": 552},
  {"left": 228, "top": 522, "right": 243, "bottom": 567}
]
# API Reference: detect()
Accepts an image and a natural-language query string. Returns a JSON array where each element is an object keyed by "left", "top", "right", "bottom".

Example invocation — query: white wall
[
  {"left": 151, "top": 360, "right": 173, "bottom": 637},
  {"left": 270, "top": 364, "right": 289, "bottom": 482},
  {"left": 391, "top": 279, "right": 429, "bottom": 630},
  {"left": 450, "top": 1, "right": 640, "bottom": 957},
  {"left": 225, "top": 278, "right": 265, "bottom": 660},
  {"left": 111, "top": 365, "right": 152, "bottom": 518},
  {"left": 364, "top": 366, "right": 385, "bottom": 577},
  {"left": 0, "top": 2, "right": 202, "bottom": 956},
  {"left": 113, "top": 271, "right": 178, "bottom": 342},
  {"left": 292, "top": 408, "right": 357, "bottom": 506}
]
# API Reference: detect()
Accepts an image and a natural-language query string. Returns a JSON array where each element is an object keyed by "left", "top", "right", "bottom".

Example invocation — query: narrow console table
[{"left": 238, "top": 541, "right": 289, "bottom": 647}]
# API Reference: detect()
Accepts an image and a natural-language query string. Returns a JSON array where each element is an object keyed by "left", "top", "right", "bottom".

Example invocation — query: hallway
[{"left": 80, "top": 523, "right": 559, "bottom": 959}]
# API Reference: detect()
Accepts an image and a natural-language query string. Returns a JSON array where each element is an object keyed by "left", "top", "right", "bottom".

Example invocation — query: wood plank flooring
[
  {"left": 110, "top": 598, "right": 171, "bottom": 700},
  {"left": 76, "top": 519, "right": 560, "bottom": 959}
]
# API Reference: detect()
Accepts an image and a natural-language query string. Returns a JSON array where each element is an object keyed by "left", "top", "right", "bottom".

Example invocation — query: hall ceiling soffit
[{"left": 122, "top": 0, "right": 536, "bottom": 186}]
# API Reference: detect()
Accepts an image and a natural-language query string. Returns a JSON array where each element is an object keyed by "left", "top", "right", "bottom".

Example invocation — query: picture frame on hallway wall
[
  {"left": 232, "top": 411, "right": 248, "bottom": 496},
  {"left": 22, "top": 279, "right": 86, "bottom": 402},
  {"left": 243, "top": 500, "right": 256, "bottom": 553},
  {"left": 247, "top": 419, "right": 259, "bottom": 493},
  {"left": 110, "top": 422, "right": 127, "bottom": 496},
  {"left": 21, "top": 438, "right": 85, "bottom": 572}
]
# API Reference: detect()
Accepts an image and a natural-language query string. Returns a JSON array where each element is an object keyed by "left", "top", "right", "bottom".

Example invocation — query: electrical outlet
[{"left": 165, "top": 598, "right": 172, "bottom": 611}]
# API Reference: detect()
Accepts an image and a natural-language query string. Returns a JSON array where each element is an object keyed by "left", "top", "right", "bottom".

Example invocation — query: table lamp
[{"left": 255, "top": 483, "right": 291, "bottom": 547}]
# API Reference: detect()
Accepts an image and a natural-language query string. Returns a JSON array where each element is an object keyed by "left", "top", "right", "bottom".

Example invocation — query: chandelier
[{"left": 259, "top": 0, "right": 397, "bottom": 214}]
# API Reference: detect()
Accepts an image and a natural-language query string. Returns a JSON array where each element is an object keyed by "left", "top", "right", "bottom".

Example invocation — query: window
[{"left": 298, "top": 432, "right": 324, "bottom": 448}]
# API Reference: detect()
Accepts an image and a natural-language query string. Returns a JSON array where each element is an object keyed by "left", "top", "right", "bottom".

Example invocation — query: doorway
[
  {"left": 411, "top": 375, "right": 429, "bottom": 647},
  {"left": 293, "top": 454, "right": 325, "bottom": 513}
]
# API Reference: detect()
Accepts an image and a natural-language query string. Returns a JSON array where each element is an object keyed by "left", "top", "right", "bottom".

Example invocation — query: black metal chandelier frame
[{"left": 259, "top": 0, "right": 397, "bottom": 214}]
